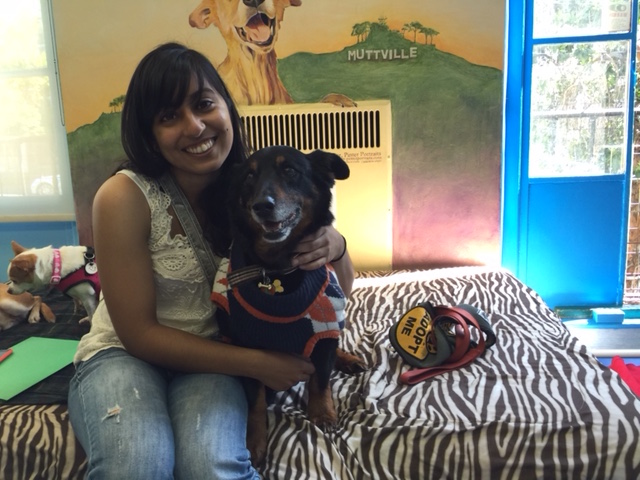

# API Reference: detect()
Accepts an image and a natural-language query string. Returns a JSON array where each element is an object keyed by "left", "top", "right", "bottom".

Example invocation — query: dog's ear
[
  {"left": 306, "top": 150, "right": 350, "bottom": 180},
  {"left": 10, "top": 240, "right": 27, "bottom": 256},
  {"left": 188, "top": 0, "right": 219, "bottom": 29}
]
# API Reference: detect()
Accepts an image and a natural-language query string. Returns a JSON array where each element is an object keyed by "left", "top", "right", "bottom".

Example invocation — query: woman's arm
[
  {"left": 92, "top": 174, "right": 314, "bottom": 391},
  {"left": 291, "top": 226, "right": 355, "bottom": 297}
]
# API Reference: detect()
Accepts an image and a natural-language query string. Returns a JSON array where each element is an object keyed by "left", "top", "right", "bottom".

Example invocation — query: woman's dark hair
[{"left": 120, "top": 42, "right": 248, "bottom": 254}]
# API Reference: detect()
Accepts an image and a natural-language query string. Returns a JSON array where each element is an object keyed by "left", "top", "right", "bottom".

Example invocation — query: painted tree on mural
[
  {"left": 400, "top": 21, "right": 439, "bottom": 45},
  {"left": 108, "top": 95, "right": 125, "bottom": 113},
  {"left": 421, "top": 27, "right": 439, "bottom": 45},
  {"left": 402, "top": 21, "right": 423, "bottom": 42},
  {"left": 351, "top": 22, "right": 371, "bottom": 43},
  {"left": 351, "top": 16, "right": 434, "bottom": 45},
  {"left": 351, "top": 15, "right": 440, "bottom": 48},
  {"left": 372, "top": 16, "right": 405, "bottom": 41}
]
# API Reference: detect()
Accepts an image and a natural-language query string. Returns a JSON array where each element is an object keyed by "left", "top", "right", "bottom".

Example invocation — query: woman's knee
[
  {"left": 171, "top": 374, "right": 259, "bottom": 479},
  {"left": 174, "top": 421, "right": 258, "bottom": 480},
  {"left": 72, "top": 394, "right": 176, "bottom": 479},
  {"left": 69, "top": 349, "right": 176, "bottom": 479}
]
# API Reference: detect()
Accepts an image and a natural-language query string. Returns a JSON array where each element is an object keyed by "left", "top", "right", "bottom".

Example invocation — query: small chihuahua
[{"left": 7, "top": 241, "right": 100, "bottom": 324}]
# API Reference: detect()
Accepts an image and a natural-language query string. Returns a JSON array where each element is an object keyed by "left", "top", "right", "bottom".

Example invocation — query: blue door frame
[{"left": 502, "top": 0, "right": 638, "bottom": 309}]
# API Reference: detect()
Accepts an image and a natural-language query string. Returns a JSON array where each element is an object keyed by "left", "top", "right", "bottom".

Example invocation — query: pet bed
[{"left": 2, "top": 267, "right": 640, "bottom": 479}]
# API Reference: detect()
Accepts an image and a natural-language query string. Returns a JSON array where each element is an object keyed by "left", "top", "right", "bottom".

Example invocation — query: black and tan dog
[{"left": 211, "top": 145, "right": 364, "bottom": 464}]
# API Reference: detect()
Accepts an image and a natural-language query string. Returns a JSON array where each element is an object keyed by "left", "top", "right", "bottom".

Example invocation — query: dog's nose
[
  {"left": 252, "top": 196, "right": 276, "bottom": 217},
  {"left": 243, "top": 0, "right": 265, "bottom": 7}
]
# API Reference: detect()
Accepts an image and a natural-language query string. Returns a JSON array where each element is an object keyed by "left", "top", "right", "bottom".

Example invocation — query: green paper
[{"left": 0, "top": 337, "right": 79, "bottom": 400}]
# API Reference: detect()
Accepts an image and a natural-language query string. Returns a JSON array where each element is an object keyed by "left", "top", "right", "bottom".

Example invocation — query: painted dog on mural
[{"left": 188, "top": 0, "right": 355, "bottom": 107}]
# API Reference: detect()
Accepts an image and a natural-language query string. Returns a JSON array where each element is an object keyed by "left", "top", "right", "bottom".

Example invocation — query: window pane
[
  {"left": 0, "top": 1, "right": 46, "bottom": 70},
  {"left": 0, "top": 1, "right": 74, "bottom": 218},
  {"left": 534, "top": 0, "right": 632, "bottom": 37},
  {"left": 528, "top": 41, "right": 629, "bottom": 177},
  {"left": 0, "top": 74, "right": 60, "bottom": 197}
]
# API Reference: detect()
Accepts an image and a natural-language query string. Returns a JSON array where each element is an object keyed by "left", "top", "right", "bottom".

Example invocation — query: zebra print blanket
[
  {"left": 260, "top": 267, "right": 640, "bottom": 479},
  {"left": 1, "top": 267, "right": 639, "bottom": 479}
]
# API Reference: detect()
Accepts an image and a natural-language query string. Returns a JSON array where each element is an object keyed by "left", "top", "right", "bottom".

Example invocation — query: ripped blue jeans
[{"left": 68, "top": 348, "right": 261, "bottom": 480}]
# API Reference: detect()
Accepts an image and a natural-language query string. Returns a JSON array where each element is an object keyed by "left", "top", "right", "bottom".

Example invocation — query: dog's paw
[
  {"left": 27, "top": 309, "right": 41, "bottom": 324},
  {"left": 308, "top": 393, "right": 338, "bottom": 432},
  {"left": 334, "top": 348, "right": 367, "bottom": 374},
  {"left": 320, "top": 93, "right": 358, "bottom": 108},
  {"left": 310, "top": 410, "right": 338, "bottom": 432}
]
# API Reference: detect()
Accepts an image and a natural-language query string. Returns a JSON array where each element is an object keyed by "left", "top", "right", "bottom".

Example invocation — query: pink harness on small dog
[{"left": 49, "top": 248, "right": 101, "bottom": 297}]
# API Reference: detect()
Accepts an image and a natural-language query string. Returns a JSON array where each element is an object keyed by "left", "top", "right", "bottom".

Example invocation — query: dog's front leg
[
  {"left": 80, "top": 294, "right": 98, "bottom": 324},
  {"left": 307, "top": 339, "right": 339, "bottom": 430},
  {"left": 307, "top": 373, "right": 337, "bottom": 431},
  {"left": 37, "top": 297, "right": 56, "bottom": 323},
  {"left": 29, "top": 296, "right": 55, "bottom": 324},
  {"left": 68, "top": 284, "right": 97, "bottom": 324},
  {"left": 245, "top": 381, "right": 268, "bottom": 466}
]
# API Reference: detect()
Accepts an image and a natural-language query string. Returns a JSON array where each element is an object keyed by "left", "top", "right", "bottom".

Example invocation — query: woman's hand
[
  {"left": 291, "top": 226, "right": 346, "bottom": 270},
  {"left": 291, "top": 225, "right": 354, "bottom": 297},
  {"left": 251, "top": 351, "right": 316, "bottom": 391}
]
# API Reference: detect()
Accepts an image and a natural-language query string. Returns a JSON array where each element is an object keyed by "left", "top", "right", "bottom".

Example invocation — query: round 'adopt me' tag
[{"left": 389, "top": 304, "right": 437, "bottom": 365}]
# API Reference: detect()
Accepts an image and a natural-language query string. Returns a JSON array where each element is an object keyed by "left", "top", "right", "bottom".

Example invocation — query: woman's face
[{"left": 152, "top": 76, "right": 234, "bottom": 181}]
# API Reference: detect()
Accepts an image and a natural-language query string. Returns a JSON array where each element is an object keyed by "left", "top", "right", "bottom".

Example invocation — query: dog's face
[
  {"left": 229, "top": 145, "right": 349, "bottom": 267},
  {"left": 189, "top": 0, "right": 301, "bottom": 54},
  {"left": 6, "top": 241, "right": 38, "bottom": 294}
]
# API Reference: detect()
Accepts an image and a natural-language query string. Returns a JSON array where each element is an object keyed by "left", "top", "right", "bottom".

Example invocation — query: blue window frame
[{"left": 502, "top": 0, "right": 639, "bottom": 308}]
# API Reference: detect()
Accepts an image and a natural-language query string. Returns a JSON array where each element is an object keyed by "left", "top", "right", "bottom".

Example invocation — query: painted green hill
[
  {"left": 278, "top": 26, "right": 503, "bottom": 175},
  {"left": 66, "top": 112, "right": 126, "bottom": 242},
  {"left": 67, "top": 111, "right": 124, "bottom": 181}
]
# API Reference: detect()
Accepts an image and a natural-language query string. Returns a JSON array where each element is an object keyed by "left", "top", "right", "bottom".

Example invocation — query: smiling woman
[{"left": 0, "top": 0, "right": 75, "bottom": 221}]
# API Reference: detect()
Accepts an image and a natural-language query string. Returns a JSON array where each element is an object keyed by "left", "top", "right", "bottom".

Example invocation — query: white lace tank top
[{"left": 74, "top": 169, "right": 219, "bottom": 364}]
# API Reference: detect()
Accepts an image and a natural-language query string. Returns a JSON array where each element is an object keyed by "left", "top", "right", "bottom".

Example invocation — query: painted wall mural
[{"left": 52, "top": 0, "right": 504, "bottom": 270}]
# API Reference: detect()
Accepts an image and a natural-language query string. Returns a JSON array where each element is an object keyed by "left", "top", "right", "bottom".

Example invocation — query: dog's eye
[{"left": 282, "top": 166, "right": 298, "bottom": 179}]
